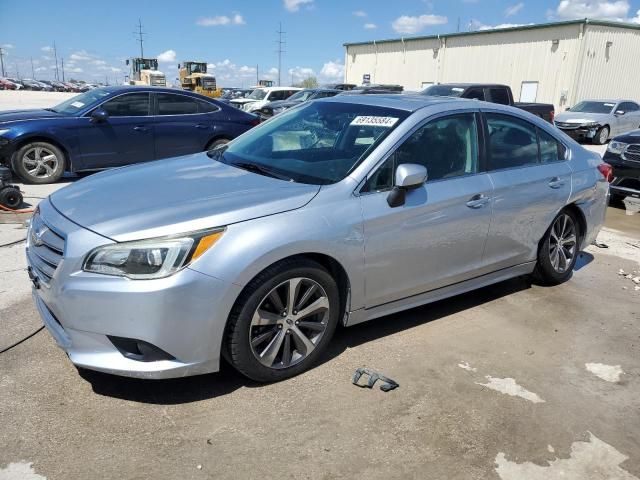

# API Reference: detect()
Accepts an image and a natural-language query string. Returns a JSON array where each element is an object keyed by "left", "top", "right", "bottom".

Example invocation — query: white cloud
[
  {"left": 288, "top": 66, "right": 316, "bottom": 84},
  {"left": 70, "top": 50, "right": 93, "bottom": 61},
  {"left": 319, "top": 60, "right": 344, "bottom": 83},
  {"left": 284, "top": 0, "right": 313, "bottom": 12},
  {"left": 41, "top": 46, "right": 53, "bottom": 52},
  {"left": 91, "top": 59, "right": 107, "bottom": 66},
  {"left": 69, "top": 67, "right": 83, "bottom": 73},
  {"left": 552, "top": 0, "right": 630, "bottom": 21},
  {"left": 364, "top": 23, "right": 378, "bottom": 29},
  {"left": 469, "top": 19, "right": 531, "bottom": 30},
  {"left": 1, "top": 44, "right": 14, "bottom": 49},
  {"left": 505, "top": 2, "right": 525, "bottom": 16},
  {"left": 632, "top": 8, "right": 640, "bottom": 22},
  {"left": 353, "top": 10, "right": 367, "bottom": 17},
  {"left": 34, "top": 66, "right": 47, "bottom": 72},
  {"left": 196, "top": 14, "right": 245, "bottom": 26},
  {"left": 392, "top": 14, "right": 447, "bottom": 34},
  {"left": 157, "top": 50, "right": 177, "bottom": 63}
]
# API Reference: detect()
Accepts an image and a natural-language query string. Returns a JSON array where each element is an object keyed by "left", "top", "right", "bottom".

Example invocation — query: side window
[
  {"left": 268, "top": 91, "right": 285, "bottom": 101},
  {"left": 538, "top": 128, "right": 566, "bottom": 163},
  {"left": 157, "top": 94, "right": 199, "bottom": 115},
  {"left": 628, "top": 102, "right": 640, "bottom": 112},
  {"left": 465, "top": 88, "right": 485, "bottom": 101},
  {"left": 363, "top": 113, "right": 479, "bottom": 192},
  {"left": 618, "top": 102, "right": 638, "bottom": 113},
  {"left": 101, "top": 93, "right": 150, "bottom": 117},
  {"left": 197, "top": 99, "right": 219, "bottom": 113},
  {"left": 488, "top": 88, "right": 510, "bottom": 105},
  {"left": 485, "top": 113, "right": 538, "bottom": 170}
]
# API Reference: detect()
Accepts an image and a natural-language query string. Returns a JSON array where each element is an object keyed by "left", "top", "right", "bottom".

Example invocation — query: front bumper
[
  {"left": 604, "top": 152, "right": 640, "bottom": 198},
  {"left": 0, "top": 136, "right": 16, "bottom": 166},
  {"left": 28, "top": 199, "right": 243, "bottom": 379},
  {"left": 555, "top": 125, "right": 599, "bottom": 140}
]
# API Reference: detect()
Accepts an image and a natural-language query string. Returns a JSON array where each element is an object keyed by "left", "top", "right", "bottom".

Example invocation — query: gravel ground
[{"left": 0, "top": 91, "right": 638, "bottom": 480}]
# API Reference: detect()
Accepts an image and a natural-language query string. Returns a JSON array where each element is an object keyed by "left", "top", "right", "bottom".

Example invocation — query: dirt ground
[{"left": 0, "top": 90, "right": 639, "bottom": 480}]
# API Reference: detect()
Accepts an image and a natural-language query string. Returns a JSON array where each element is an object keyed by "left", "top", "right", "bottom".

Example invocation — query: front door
[
  {"left": 360, "top": 112, "right": 493, "bottom": 307},
  {"left": 75, "top": 92, "right": 154, "bottom": 170},
  {"left": 481, "top": 111, "right": 572, "bottom": 270}
]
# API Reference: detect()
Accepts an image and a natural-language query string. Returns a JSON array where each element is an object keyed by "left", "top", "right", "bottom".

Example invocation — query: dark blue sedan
[{"left": 0, "top": 86, "right": 260, "bottom": 183}]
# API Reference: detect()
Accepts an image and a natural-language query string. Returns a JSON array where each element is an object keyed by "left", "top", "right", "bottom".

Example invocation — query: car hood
[
  {"left": 554, "top": 112, "right": 611, "bottom": 124},
  {"left": 230, "top": 98, "right": 257, "bottom": 105},
  {"left": 612, "top": 129, "right": 640, "bottom": 143},
  {"left": 0, "top": 108, "right": 63, "bottom": 124},
  {"left": 265, "top": 99, "right": 302, "bottom": 109},
  {"left": 49, "top": 153, "right": 320, "bottom": 242}
]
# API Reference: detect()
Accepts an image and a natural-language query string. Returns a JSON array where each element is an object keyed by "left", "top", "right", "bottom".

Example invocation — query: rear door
[
  {"left": 618, "top": 102, "right": 640, "bottom": 134},
  {"left": 75, "top": 92, "right": 155, "bottom": 169},
  {"left": 152, "top": 93, "right": 220, "bottom": 158},
  {"left": 481, "top": 111, "right": 571, "bottom": 270}
]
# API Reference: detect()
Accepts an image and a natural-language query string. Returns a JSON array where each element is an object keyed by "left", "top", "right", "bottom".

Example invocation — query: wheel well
[
  {"left": 563, "top": 203, "right": 587, "bottom": 248},
  {"left": 12, "top": 136, "right": 71, "bottom": 171},
  {"left": 204, "top": 136, "right": 232, "bottom": 150}
]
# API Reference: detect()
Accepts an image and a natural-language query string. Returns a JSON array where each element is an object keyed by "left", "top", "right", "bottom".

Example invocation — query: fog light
[{"left": 108, "top": 336, "right": 175, "bottom": 362}]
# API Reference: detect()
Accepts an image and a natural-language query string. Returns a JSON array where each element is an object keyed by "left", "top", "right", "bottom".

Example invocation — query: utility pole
[
  {"left": 53, "top": 41, "right": 60, "bottom": 80},
  {"left": 134, "top": 19, "right": 146, "bottom": 58},
  {"left": 256, "top": 64, "right": 259, "bottom": 85},
  {"left": 0, "top": 47, "right": 5, "bottom": 77},
  {"left": 457, "top": 17, "right": 460, "bottom": 33},
  {"left": 105, "top": 75, "right": 108, "bottom": 86},
  {"left": 61, "top": 58, "right": 65, "bottom": 82},
  {"left": 15, "top": 63, "right": 20, "bottom": 79},
  {"left": 30, "top": 57, "right": 35, "bottom": 79},
  {"left": 275, "top": 22, "right": 286, "bottom": 86}
]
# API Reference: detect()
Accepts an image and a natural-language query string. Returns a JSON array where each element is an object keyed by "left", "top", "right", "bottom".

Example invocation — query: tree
[{"left": 293, "top": 76, "right": 318, "bottom": 89}]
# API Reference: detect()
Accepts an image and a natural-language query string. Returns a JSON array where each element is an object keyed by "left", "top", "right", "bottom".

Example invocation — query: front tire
[
  {"left": 533, "top": 210, "right": 580, "bottom": 285},
  {"left": 12, "top": 141, "right": 65, "bottom": 184},
  {"left": 205, "top": 138, "right": 230, "bottom": 151},
  {"left": 593, "top": 126, "right": 609, "bottom": 145},
  {"left": 225, "top": 259, "right": 340, "bottom": 382}
]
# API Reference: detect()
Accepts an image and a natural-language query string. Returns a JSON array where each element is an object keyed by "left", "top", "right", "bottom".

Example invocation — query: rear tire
[
  {"left": 225, "top": 259, "right": 340, "bottom": 382},
  {"left": 12, "top": 141, "right": 65, "bottom": 184},
  {"left": 533, "top": 210, "right": 580, "bottom": 285},
  {"left": 205, "top": 138, "right": 230, "bottom": 151},
  {"left": 592, "top": 126, "right": 609, "bottom": 145}
]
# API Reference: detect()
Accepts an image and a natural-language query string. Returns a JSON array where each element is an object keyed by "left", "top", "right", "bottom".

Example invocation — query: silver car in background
[
  {"left": 27, "top": 95, "right": 609, "bottom": 382},
  {"left": 554, "top": 99, "right": 640, "bottom": 145}
]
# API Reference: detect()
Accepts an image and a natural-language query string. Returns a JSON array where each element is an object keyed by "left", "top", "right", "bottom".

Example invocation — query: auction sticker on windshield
[
  {"left": 351, "top": 116, "right": 399, "bottom": 127},
  {"left": 70, "top": 101, "right": 85, "bottom": 108}
]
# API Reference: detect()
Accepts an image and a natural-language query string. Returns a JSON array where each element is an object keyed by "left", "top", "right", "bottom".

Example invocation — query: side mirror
[
  {"left": 615, "top": 110, "right": 625, "bottom": 115},
  {"left": 565, "top": 107, "right": 571, "bottom": 111},
  {"left": 90, "top": 108, "right": 109, "bottom": 123},
  {"left": 177, "top": 64, "right": 181, "bottom": 69},
  {"left": 387, "top": 163, "right": 427, "bottom": 208}
]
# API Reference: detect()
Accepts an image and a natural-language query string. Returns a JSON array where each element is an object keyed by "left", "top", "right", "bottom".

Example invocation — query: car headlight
[
  {"left": 0, "top": 128, "right": 11, "bottom": 136},
  {"left": 581, "top": 122, "right": 600, "bottom": 128},
  {"left": 83, "top": 229, "right": 224, "bottom": 279},
  {"left": 607, "top": 140, "right": 628, "bottom": 155}
]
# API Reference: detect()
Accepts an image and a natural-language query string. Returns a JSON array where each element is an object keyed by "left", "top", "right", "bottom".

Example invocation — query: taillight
[
  {"left": 550, "top": 110, "right": 555, "bottom": 123},
  {"left": 597, "top": 163, "right": 613, "bottom": 182}
]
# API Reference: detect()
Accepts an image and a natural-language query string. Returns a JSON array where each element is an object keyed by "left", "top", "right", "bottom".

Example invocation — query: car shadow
[{"left": 81, "top": 274, "right": 533, "bottom": 405}]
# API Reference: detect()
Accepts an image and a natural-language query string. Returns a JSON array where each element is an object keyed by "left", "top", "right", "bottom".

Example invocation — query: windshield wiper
[
  {"left": 231, "top": 162, "right": 294, "bottom": 182},
  {"left": 44, "top": 108, "right": 58, "bottom": 113}
]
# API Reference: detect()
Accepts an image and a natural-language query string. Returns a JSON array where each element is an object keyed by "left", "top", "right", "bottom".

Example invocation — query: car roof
[
  {"left": 579, "top": 99, "right": 632, "bottom": 103},
  {"left": 94, "top": 85, "right": 219, "bottom": 100},
  {"left": 319, "top": 93, "right": 468, "bottom": 112}
]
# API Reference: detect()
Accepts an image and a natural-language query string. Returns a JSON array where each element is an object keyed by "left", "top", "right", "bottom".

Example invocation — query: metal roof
[{"left": 343, "top": 18, "right": 640, "bottom": 47}]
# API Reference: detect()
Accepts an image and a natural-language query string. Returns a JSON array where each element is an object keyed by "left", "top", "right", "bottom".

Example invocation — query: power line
[{"left": 276, "top": 22, "right": 286, "bottom": 87}]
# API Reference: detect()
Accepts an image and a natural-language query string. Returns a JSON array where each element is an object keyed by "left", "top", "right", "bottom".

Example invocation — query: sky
[{"left": 1, "top": 0, "right": 640, "bottom": 86}]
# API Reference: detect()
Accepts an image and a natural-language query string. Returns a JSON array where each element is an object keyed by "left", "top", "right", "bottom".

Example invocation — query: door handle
[
  {"left": 466, "top": 194, "right": 490, "bottom": 209},
  {"left": 548, "top": 177, "right": 565, "bottom": 189},
  {"left": 195, "top": 124, "right": 210, "bottom": 129},
  {"left": 133, "top": 126, "right": 149, "bottom": 132}
]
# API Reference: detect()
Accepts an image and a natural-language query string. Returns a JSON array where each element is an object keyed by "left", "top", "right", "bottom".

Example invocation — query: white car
[{"left": 230, "top": 86, "right": 302, "bottom": 112}]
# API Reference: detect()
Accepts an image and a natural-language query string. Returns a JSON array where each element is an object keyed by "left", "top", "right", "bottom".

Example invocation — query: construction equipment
[
  {"left": 179, "top": 61, "right": 221, "bottom": 98},
  {"left": 126, "top": 58, "right": 166, "bottom": 87}
]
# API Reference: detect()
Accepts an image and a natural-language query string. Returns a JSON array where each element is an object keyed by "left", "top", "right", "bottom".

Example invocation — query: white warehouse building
[{"left": 343, "top": 19, "right": 640, "bottom": 109}]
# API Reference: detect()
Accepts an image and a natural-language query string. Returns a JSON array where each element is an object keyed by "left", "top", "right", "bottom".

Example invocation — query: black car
[
  {"left": 603, "top": 130, "right": 640, "bottom": 201},
  {"left": 256, "top": 88, "right": 340, "bottom": 119},
  {"left": 339, "top": 84, "right": 405, "bottom": 95},
  {"left": 323, "top": 83, "right": 357, "bottom": 91}
]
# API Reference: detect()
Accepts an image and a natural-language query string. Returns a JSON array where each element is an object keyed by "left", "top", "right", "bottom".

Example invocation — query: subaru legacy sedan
[
  {"left": 0, "top": 86, "right": 259, "bottom": 184},
  {"left": 28, "top": 95, "right": 609, "bottom": 382}
]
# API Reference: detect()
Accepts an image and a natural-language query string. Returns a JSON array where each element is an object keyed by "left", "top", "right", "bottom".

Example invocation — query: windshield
[
  {"left": 248, "top": 89, "right": 267, "bottom": 100},
  {"left": 569, "top": 101, "right": 616, "bottom": 114},
  {"left": 421, "top": 85, "right": 466, "bottom": 97},
  {"left": 287, "top": 90, "right": 315, "bottom": 102},
  {"left": 50, "top": 89, "right": 111, "bottom": 115},
  {"left": 209, "top": 101, "right": 409, "bottom": 185}
]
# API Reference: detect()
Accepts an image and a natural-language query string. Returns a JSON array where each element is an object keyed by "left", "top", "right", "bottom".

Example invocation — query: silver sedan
[{"left": 27, "top": 95, "right": 609, "bottom": 381}]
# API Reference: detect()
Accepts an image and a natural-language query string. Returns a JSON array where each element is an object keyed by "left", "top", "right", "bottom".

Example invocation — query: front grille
[
  {"left": 623, "top": 144, "right": 640, "bottom": 163},
  {"left": 150, "top": 77, "right": 166, "bottom": 86},
  {"left": 555, "top": 122, "right": 579, "bottom": 129},
  {"left": 26, "top": 211, "right": 65, "bottom": 285}
]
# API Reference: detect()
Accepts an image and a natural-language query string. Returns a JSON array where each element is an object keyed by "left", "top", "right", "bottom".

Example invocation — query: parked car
[
  {"left": 0, "top": 86, "right": 260, "bottom": 183},
  {"left": 554, "top": 100, "right": 640, "bottom": 145},
  {"left": 62, "top": 82, "right": 82, "bottom": 93},
  {"left": 341, "top": 84, "right": 404, "bottom": 95},
  {"left": 0, "top": 78, "right": 18, "bottom": 90},
  {"left": 38, "top": 80, "right": 65, "bottom": 92},
  {"left": 603, "top": 129, "right": 640, "bottom": 201},
  {"left": 6, "top": 78, "right": 24, "bottom": 90},
  {"left": 230, "top": 86, "right": 302, "bottom": 112},
  {"left": 17, "top": 78, "right": 44, "bottom": 91},
  {"left": 256, "top": 88, "right": 340, "bottom": 119},
  {"left": 422, "top": 83, "right": 555, "bottom": 123},
  {"left": 323, "top": 83, "right": 357, "bottom": 91},
  {"left": 27, "top": 95, "right": 609, "bottom": 381}
]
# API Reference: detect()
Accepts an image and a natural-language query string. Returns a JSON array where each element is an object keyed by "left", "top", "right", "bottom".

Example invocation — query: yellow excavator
[
  {"left": 179, "top": 61, "right": 221, "bottom": 97},
  {"left": 126, "top": 58, "right": 166, "bottom": 86}
]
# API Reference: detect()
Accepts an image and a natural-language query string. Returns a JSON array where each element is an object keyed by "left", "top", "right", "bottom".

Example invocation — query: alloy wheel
[
  {"left": 249, "top": 277, "right": 330, "bottom": 369},
  {"left": 22, "top": 147, "right": 59, "bottom": 179},
  {"left": 549, "top": 213, "right": 577, "bottom": 274}
]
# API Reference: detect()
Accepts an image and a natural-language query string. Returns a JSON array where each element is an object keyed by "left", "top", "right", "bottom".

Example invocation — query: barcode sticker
[{"left": 350, "top": 116, "right": 399, "bottom": 127}]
